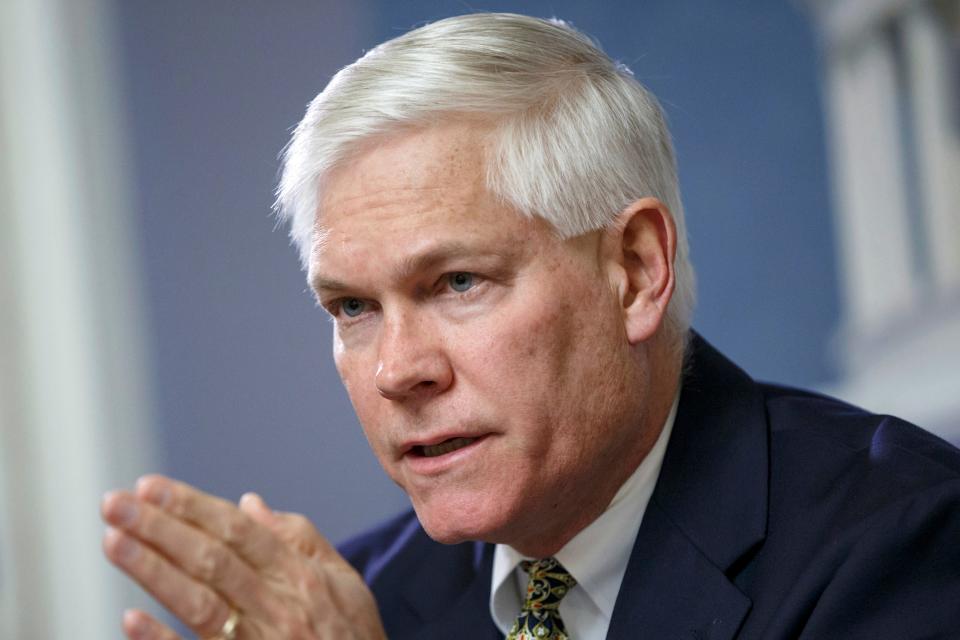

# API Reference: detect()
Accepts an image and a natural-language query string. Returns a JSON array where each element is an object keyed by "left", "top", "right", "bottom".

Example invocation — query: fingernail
[
  {"left": 240, "top": 492, "right": 264, "bottom": 508},
  {"left": 107, "top": 529, "right": 140, "bottom": 564},
  {"left": 112, "top": 497, "right": 139, "bottom": 527},
  {"left": 136, "top": 476, "right": 170, "bottom": 507},
  {"left": 123, "top": 609, "right": 149, "bottom": 639}
]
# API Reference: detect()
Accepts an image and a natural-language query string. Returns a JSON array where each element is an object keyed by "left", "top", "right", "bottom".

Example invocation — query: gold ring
[{"left": 207, "top": 608, "right": 240, "bottom": 640}]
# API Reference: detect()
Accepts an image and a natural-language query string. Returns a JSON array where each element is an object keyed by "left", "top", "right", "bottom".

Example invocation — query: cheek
[
  {"left": 510, "top": 290, "right": 626, "bottom": 433},
  {"left": 463, "top": 286, "right": 590, "bottom": 437},
  {"left": 475, "top": 300, "right": 568, "bottom": 383},
  {"left": 493, "top": 280, "right": 598, "bottom": 381}
]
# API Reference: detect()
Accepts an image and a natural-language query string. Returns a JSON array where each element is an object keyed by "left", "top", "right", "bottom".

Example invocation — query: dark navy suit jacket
[{"left": 340, "top": 335, "right": 960, "bottom": 639}]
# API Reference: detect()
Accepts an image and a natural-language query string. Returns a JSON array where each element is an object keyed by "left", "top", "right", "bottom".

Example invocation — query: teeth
[{"left": 421, "top": 437, "right": 476, "bottom": 457}]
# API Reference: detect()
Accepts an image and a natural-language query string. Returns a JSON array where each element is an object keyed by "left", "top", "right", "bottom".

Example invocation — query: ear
[{"left": 606, "top": 197, "right": 677, "bottom": 344}]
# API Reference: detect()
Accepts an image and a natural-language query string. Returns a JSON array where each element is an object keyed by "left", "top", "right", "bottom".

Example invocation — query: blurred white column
[
  {"left": 902, "top": 2, "right": 960, "bottom": 293},
  {"left": 824, "top": 32, "right": 916, "bottom": 333},
  {"left": 0, "top": 0, "right": 159, "bottom": 637},
  {"left": 808, "top": 0, "right": 960, "bottom": 442}
]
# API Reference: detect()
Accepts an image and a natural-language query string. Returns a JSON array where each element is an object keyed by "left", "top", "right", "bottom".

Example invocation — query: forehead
[
  {"left": 320, "top": 123, "right": 488, "bottom": 223},
  {"left": 309, "top": 123, "right": 545, "bottom": 281},
  {"left": 321, "top": 121, "right": 488, "bottom": 196}
]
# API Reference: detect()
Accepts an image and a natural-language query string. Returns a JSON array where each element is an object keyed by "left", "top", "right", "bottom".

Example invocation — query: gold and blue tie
[{"left": 506, "top": 558, "right": 577, "bottom": 640}]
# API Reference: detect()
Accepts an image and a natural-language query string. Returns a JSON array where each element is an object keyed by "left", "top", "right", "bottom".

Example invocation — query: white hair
[{"left": 276, "top": 12, "right": 696, "bottom": 341}]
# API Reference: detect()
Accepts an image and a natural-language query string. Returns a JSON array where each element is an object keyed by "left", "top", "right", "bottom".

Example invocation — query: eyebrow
[{"left": 310, "top": 240, "right": 517, "bottom": 294}]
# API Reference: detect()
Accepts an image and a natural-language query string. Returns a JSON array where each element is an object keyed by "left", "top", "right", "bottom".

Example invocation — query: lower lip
[{"left": 403, "top": 435, "right": 490, "bottom": 476}]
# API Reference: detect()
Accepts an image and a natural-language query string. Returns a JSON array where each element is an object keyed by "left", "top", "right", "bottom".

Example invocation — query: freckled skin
[{"left": 311, "top": 122, "right": 671, "bottom": 557}]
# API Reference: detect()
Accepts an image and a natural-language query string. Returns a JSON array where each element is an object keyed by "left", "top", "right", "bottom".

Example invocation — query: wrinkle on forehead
[
  {"left": 315, "top": 122, "right": 493, "bottom": 234},
  {"left": 310, "top": 226, "right": 331, "bottom": 259}
]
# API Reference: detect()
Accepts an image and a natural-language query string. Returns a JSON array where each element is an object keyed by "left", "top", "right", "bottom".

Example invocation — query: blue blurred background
[{"left": 4, "top": 1, "right": 958, "bottom": 637}]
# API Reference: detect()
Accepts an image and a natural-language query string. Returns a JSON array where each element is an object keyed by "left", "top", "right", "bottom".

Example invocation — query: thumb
[{"left": 239, "top": 492, "right": 335, "bottom": 559}]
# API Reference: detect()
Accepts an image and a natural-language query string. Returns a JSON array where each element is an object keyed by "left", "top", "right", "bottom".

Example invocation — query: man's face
[{"left": 310, "top": 123, "right": 652, "bottom": 555}]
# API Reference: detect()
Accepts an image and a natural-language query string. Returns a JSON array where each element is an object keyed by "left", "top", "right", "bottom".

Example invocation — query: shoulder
[
  {"left": 336, "top": 510, "right": 492, "bottom": 637},
  {"left": 338, "top": 508, "right": 484, "bottom": 586},
  {"left": 763, "top": 381, "right": 958, "bottom": 462},
  {"left": 745, "top": 384, "right": 960, "bottom": 636},
  {"left": 760, "top": 382, "right": 960, "bottom": 510},
  {"left": 337, "top": 509, "right": 425, "bottom": 582}
]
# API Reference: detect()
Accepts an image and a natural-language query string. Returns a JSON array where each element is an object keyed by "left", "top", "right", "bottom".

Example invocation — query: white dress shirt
[{"left": 489, "top": 394, "right": 679, "bottom": 639}]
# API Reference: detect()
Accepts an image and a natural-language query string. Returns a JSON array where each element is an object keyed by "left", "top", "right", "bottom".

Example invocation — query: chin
[
  {"left": 411, "top": 493, "right": 516, "bottom": 546},
  {"left": 414, "top": 508, "right": 490, "bottom": 545}
]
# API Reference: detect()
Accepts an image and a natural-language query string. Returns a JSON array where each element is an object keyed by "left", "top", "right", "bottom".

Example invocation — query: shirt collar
[{"left": 490, "top": 393, "right": 680, "bottom": 631}]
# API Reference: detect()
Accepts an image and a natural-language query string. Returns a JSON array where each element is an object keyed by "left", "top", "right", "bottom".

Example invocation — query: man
[{"left": 101, "top": 13, "right": 960, "bottom": 640}]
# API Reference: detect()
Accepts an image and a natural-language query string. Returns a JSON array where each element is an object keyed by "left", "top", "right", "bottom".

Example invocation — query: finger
[
  {"left": 103, "top": 527, "right": 237, "bottom": 640},
  {"left": 135, "top": 474, "right": 282, "bottom": 569},
  {"left": 102, "top": 490, "right": 278, "bottom": 617},
  {"left": 240, "top": 493, "right": 337, "bottom": 560},
  {"left": 122, "top": 608, "right": 182, "bottom": 640}
]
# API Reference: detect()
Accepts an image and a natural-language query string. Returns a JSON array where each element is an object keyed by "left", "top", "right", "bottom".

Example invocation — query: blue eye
[
  {"left": 341, "top": 298, "right": 365, "bottom": 317},
  {"left": 448, "top": 272, "right": 474, "bottom": 292}
]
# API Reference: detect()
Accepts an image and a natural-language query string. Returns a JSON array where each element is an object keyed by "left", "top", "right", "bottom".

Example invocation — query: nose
[{"left": 375, "top": 311, "right": 453, "bottom": 401}]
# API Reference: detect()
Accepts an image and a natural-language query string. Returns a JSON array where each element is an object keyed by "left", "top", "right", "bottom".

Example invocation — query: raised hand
[{"left": 101, "top": 475, "right": 386, "bottom": 640}]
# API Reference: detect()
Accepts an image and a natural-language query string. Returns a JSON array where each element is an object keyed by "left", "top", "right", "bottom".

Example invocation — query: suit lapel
[
  {"left": 607, "top": 501, "right": 752, "bottom": 639},
  {"left": 609, "top": 335, "right": 769, "bottom": 640}
]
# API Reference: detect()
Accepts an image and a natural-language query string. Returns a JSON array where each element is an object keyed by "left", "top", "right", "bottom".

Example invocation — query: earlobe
[{"left": 613, "top": 198, "right": 677, "bottom": 345}]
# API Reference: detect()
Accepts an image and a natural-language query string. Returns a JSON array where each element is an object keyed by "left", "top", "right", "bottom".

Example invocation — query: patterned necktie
[{"left": 506, "top": 557, "right": 578, "bottom": 640}]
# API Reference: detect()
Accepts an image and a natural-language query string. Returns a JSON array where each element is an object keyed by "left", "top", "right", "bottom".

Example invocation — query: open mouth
[{"left": 413, "top": 437, "right": 478, "bottom": 458}]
